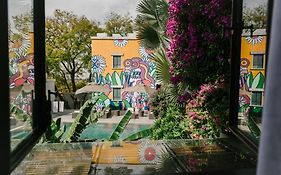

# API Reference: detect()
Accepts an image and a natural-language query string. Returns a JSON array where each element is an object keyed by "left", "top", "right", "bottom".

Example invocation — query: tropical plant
[
  {"left": 152, "top": 47, "right": 170, "bottom": 84},
  {"left": 135, "top": 0, "right": 169, "bottom": 49},
  {"left": 151, "top": 106, "right": 190, "bottom": 140},
  {"left": 109, "top": 111, "right": 132, "bottom": 141},
  {"left": 135, "top": 0, "right": 171, "bottom": 85},
  {"left": 123, "top": 128, "right": 153, "bottom": 141},
  {"left": 247, "top": 115, "right": 261, "bottom": 139},
  {"left": 40, "top": 118, "right": 66, "bottom": 143},
  {"left": 62, "top": 96, "right": 100, "bottom": 142}
]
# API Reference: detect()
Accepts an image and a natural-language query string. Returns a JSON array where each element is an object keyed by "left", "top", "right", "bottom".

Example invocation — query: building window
[
  {"left": 251, "top": 91, "right": 262, "bottom": 106},
  {"left": 252, "top": 54, "right": 264, "bottom": 69},
  {"left": 113, "top": 55, "right": 121, "bottom": 69},
  {"left": 113, "top": 88, "right": 121, "bottom": 101}
]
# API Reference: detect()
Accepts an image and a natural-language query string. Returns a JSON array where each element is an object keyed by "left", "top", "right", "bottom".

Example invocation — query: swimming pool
[
  {"left": 11, "top": 123, "right": 151, "bottom": 141},
  {"left": 63, "top": 123, "right": 151, "bottom": 141}
]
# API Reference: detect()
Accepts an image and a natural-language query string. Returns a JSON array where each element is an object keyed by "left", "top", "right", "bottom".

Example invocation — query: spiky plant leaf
[
  {"left": 123, "top": 128, "right": 152, "bottom": 141},
  {"left": 137, "top": 24, "right": 160, "bottom": 49},
  {"left": 248, "top": 116, "right": 261, "bottom": 138},
  {"left": 152, "top": 47, "right": 170, "bottom": 84},
  {"left": 136, "top": 0, "right": 168, "bottom": 29},
  {"left": 62, "top": 96, "right": 99, "bottom": 142},
  {"left": 109, "top": 110, "right": 132, "bottom": 141},
  {"left": 136, "top": 0, "right": 169, "bottom": 49}
]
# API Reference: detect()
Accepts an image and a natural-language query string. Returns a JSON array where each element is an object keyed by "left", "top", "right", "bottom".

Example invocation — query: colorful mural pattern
[
  {"left": 239, "top": 36, "right": 265, "bottom": 113},
  {"left": 114, "top": 39, "right": 128, "bottom": 47},
  {"left": 245, "top": 36, "right": 263, "bottom": 45},
  {"left": 92, "top": 56, "right": 156, "bottom": 109},
  {"left": 9, "top": 33, "right": 34, "bottom": 115},
  {"left": 92, "top": 55, "right": 106, "bottom": 74}
]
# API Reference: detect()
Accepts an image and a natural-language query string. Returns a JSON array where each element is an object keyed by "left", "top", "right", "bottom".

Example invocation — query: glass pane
[
  {"left": 9, "top": 0, "right": 34, "bottom": 150},
  {"left": 239, "top": 0, "right": 268, "bottom": 138}
]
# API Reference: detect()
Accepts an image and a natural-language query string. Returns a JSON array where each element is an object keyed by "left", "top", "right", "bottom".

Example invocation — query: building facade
[
  {"left": 91, "top": 33, "right": 156, "bottom": 110},
  {"left": 239, "top": 29, "right": 266, "bottom": 118}
]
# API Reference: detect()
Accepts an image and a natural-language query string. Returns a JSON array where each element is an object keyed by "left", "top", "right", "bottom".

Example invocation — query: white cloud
[{"left": 45, "top": 0, "right": 141, "bottom": 23}]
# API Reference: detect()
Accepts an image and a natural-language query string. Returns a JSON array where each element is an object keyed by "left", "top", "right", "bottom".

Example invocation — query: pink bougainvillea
[{"left": 167, "top": 0, "right": 231, "bottom": 89}]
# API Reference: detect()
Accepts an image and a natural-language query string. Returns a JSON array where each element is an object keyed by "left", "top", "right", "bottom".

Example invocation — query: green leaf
[
  {"left": 152, "top": 47, "right": 170, "bottom": 84},
  {"left": 112, "top": 71, "right": 120, "bottom": 86},
  {"left": 246, "top": 73, "right": 254, "bottom": 88},
  {"left": 109, "top": 110, "right": 132, "bottom": 141},
  {"left": 123, "top": 128, "right": 152, "bottom": 141},
  {"left": 62, "top": 96, "right": 100, "bottom": 142},
  {"left": 105, "top": 73, "right": 112, "bottom": 84},
  {"left": 247, "top": 116, "right": 261, "bottom": 138},
  {"left": 252, "top": 72, "right": 265, "bottom": 89}
]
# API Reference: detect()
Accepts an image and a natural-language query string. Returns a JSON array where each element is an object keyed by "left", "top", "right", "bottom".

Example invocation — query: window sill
[
  {"left": 112, "top": 68, "right": 123, "bottom": 70},
  {"left": 250, "top": 68, "right": 265, "bottom": 71},
  {"left": 249, "top": 104, "right": 263, "bottom": 107}
]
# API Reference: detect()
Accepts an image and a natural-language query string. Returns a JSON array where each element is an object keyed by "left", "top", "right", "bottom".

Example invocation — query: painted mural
[
  {"left": 114, "top": 39, "right": 128, "bottom": 47},
  {"left": 239, "top": 34, "right": 266, "bottom": 116},
  {"left": 9, "top": 32, "right": 34, "bottom": 115},
  {"left": 92, "top": 56, "right": 156, "bottom": 110}
]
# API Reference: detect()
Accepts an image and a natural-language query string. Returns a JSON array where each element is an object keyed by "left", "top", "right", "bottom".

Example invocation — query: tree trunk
[{"left": 70, "top": 72, "right": 78, "bottom": 109}]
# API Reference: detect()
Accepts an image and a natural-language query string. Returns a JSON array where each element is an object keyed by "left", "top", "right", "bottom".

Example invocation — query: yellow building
[
  {"left": 91, "top": 33, "right": 156, "bottom": 109},
  {"left": 239, "top": 29, "right": 266, "bottom": 114}
]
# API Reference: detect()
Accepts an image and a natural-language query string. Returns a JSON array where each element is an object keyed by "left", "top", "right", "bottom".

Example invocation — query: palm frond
[
  {"left": 62, "top": 96, "right": 99, "bottom": 142},
  {"left": 109, "top": 110, "right": 132, "bottom": 141},
  {"left": 137, "top": 24, "right": 160, "bottom": 49},
  {"left": 137, "top": 0, "right": 168, "bottom": 29},
  {"left": 123, "top": 128, "right": 152, "bottom": 141},
  {"left": 136, "top": 0, "right": 169, "bottom": 49},
  {"left": 152, "top": 47, "right": 171, "bottom": 84}
]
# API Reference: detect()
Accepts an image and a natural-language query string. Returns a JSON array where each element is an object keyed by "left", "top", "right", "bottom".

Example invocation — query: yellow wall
[
  {"left": 92, "top": 38, "right": 141, "bottom": 76},
  {"left": 240, "top": 36, "right": 266, "bottom": 77}
]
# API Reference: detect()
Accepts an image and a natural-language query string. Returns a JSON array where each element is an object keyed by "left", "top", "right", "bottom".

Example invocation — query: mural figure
[
  {"left": 124, "top": 57, "right": 155, "bottom": 88},
  {"left": 10, "top": 53, "right": 34, "bottom": 88}
]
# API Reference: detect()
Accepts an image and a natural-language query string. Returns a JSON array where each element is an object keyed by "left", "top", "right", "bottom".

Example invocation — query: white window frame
[
  {"left": 250, "top": 91, "right": 263, "bottom": 107},
  {"left": 112, "top": 53, "right": 123, "bottom": 69},
  {"left": 112, "top": 87, "right": 122, "bottom": 101},
  {"left": 251, "top": 52, "right": 265, "bottom": 70}
]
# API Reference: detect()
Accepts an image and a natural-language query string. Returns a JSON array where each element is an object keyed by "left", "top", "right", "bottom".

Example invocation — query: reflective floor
[{"left": 12, "top": 138, "right": 257, "bottom": 175}]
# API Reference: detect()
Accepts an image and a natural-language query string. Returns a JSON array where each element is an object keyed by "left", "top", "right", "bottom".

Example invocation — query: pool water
[{"left": 64, "top": 123, "right": 151, "bottom": 141}]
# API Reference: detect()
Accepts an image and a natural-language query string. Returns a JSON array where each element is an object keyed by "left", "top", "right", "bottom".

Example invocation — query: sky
[
  {"left": 8, "top": 0, "right": 141, "bottom": 24},
  {"left": 45, "top": 0, "right": 141, "bottom": 23},
  {"left": 8, "top": 0, "right": 266, "bottom": 23}
]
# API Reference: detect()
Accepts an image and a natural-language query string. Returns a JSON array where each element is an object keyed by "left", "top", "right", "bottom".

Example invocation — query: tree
[
  {"left": 243, "top": 3, "right": 267, "bottom": 30},
  {"left": 46, "top": 10, "right": 102, "bottom": 94},
  {"left": 104, "top": 12, "right": 134, "bottom": 35}
]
